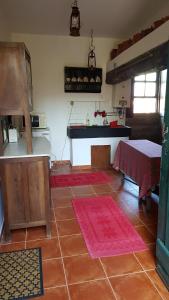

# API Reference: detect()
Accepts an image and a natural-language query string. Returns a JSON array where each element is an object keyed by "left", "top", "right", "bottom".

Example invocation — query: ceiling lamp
[
  {"left": 70, "top": 0, "right": 80, "bottom": 36},
  {"left": 88, "top": 30, "right": 96, "bottom": 68}
]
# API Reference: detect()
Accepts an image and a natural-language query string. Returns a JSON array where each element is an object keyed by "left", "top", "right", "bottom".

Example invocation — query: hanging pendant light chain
[{"left": 90, "top": 29, "right": 95, "bottom": 51}]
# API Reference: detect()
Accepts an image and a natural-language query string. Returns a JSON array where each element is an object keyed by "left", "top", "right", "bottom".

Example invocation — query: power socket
[{"left": 70, "top": 101, "right": 74, "bottom": 106}]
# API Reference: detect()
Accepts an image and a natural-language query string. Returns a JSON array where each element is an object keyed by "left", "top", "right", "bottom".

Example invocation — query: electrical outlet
[{"left": 70, "top": 101, "right": 74, "bottom": 106}]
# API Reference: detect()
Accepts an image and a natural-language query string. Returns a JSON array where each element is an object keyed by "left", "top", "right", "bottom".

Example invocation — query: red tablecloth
[{"left": 113, "top": 140, "right": 162, "bottom": 198}]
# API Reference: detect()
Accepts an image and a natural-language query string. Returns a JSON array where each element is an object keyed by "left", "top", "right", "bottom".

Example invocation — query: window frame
[{"left": 127, "top": 70, "right": 163, "bottom": 117}]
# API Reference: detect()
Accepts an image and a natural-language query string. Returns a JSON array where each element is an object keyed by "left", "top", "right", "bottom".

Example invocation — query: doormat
[
  {"left": 50, "top": 171, "right": 111, "bottom": 188},
  {"left": 72, "top": 196, "right": 147, "bottom": 258},
  {"left": 0, "top": 248, "right": 43, "bottom": 300}
]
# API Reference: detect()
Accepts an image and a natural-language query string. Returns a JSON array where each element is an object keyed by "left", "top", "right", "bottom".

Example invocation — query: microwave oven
[{"left": 30, "top": 112, "right": 47, "bottom": 129}]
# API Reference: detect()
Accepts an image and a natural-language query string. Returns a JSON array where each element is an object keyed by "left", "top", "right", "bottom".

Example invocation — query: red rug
[
  {"left": 50, "top": 172, "right": 111, "bottom": 188},
  {"left": 72, "top": 196, "right": 147, "bottom": 258}
]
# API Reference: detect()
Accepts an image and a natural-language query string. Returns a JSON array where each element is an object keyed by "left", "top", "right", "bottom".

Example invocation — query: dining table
[{"left": 113, "top": 139, "right": 162, "bottom": 199}]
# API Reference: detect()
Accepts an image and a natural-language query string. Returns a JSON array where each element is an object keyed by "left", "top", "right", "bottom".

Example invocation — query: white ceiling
[{"left": 1, "top": 0, "right": 169, "bottom": 38}]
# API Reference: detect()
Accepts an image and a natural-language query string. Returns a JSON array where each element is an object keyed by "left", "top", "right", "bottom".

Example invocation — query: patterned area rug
[
  {"left": 0, "top": 248, "right": 43, "bottom": 300},
  {"left": 50, "top": 171, "right": 111, "bottom": 187},
  {"left": 72, "top": 196, "right": 148, "bottom": 258}
]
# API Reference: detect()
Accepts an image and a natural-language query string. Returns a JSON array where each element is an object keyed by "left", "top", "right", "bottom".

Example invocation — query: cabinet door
[
  {"left": 27, "top": 158, "right": 48, "bottom": 223},
  {"left": 3, "top": 161, "right": 28, "bottom": 226}
]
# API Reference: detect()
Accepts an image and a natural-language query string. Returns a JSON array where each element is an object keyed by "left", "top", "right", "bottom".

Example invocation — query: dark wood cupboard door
[
  {"left": 27, "top": 159, "right": 46, "bottom": 223},
  {"left": 91, "top": 145, "right": 110, "bottom": 169},
  {"left": 3, "top": 162, "right": 28, "bottom": 226},
  {"left": 0, "top": 46, "right": 25, "bottom": 115}
]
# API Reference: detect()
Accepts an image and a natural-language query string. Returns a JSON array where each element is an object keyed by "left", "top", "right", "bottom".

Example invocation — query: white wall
[{"left": 12, "top": 33, "right": 118, "bottom": 161}]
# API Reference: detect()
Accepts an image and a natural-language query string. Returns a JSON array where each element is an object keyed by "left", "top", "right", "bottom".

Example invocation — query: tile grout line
[
  {"left": 52, "top": 197, "right": 71, "bottom": 300},
  {"left": 45, "top": 284, "right": 68, "bottom": 290},
  {"left": 132, "top": 252, "right": 164, "bottom": 299},
  {"left": 107, "top": 269, "right": 154, "bottom": 279},
  {"left": 42, "top": 252, "right": 89, "bottom": 261},
  {"left": 145, "top": 271, "right": 165, "bottom": 300},
  {"left": 120, "top": 193, "right": 157, "bottom": 237},
  {"left": 99, "top": 258, "right": 118, "bottom": 300}
]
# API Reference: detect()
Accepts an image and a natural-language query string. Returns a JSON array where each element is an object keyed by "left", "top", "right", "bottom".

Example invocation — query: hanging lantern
[
  {"left": 70, "top": 0, "right": 80, "bottom": 37},
  {"left": 88, "top": 30, "right": 96, "bottom": 68}
]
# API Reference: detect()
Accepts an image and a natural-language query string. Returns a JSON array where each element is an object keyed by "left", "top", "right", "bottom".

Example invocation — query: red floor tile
[
  {"left": 60, "top": 234, "right": 87, "bottom": 256},
  {"left": 64, "top": 254, "right": 105, "bottom": 284},
  {"left": 42, "top": 258, "right": 65, "bottom": 288},
  {"left": 68, "top": 280, "right": 116, "bottom": 300},
  {"left": 26, "top": 238, "right": 61, "bottom": 260}
]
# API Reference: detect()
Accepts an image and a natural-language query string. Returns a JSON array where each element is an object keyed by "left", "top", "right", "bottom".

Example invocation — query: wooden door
[
  {"left": 91, "top": 145, "right": 110, "bottom": 169},
  {"left": 156, "top": 50, "right": 169, "bottom": 287}
]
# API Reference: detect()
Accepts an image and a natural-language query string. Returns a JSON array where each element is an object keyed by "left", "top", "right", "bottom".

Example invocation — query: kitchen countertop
[
  {"left": 0, "top": 137, "right": 51, "bottom": 159},
  {"left": 67, "top": 125, "right": 131, "bottom": 139}
]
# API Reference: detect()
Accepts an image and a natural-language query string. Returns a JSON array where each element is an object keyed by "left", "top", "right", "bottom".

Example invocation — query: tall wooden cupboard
[
  {"left": 0, "top": 42, "right": 32, "bottom": 153},
  {"left": 0, "top": 42, "right": 51, "bottom": 241}
]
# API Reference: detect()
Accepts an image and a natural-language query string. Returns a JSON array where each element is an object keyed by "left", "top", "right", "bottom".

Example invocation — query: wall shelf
[{"left": 64, "top": 67, "right": 102, "bottom": 93}]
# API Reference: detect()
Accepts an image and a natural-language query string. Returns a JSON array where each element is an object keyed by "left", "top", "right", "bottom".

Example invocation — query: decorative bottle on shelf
[
  {"left": 103, "top": 117, "right": 108, "bottom": 126},
  {"left": 86, "top": 114, "right": 90, "bottom": 126}
]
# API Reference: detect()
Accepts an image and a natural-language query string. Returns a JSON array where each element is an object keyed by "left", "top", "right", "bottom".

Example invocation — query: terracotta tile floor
[{"left": 1, "top": 165, "right": 169, "bottom": 300}]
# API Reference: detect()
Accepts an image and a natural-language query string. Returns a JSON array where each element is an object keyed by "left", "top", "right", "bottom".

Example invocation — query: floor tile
[
  {"left": 38, "top": 287, "right": 69, "bottom": 300},
  {"left": 147, "top": 270, "right": 169, "bottom": 300},
  {"left": 57, "top": 219, "right": 81, "bottom": 236},
  {"left": 135, "top": 249, "right": 156, "bottom": 270},
  {"left": 93, "top": 184, "right": 113, "bottom": 194},
  {"left": 26, "top": 238, "right": 61, "bottom": 260},
  {"left": 55, "top": 207, "right": 75, "bottom": 221},
  {"left": 1, "top": 228, "right": 26, "bottom": 243},
  {"left": 64, "top": 253, "right": 105, "bottom": 284},
  {"left": 138, "top": 210, "right": 158, "bottom": 226},
  {"left": 109, "top": 272, "right": 162, "bottom": 300},
  {"left": 71, "top": 185, "right": 94, "bottom": 196},
  {"left": 101, "top": 253, "right": 142, "bottom": 276},
  {"left": 51, "top": 187, "right": 73, "bottom": 199},
  {"left": 68, "top": 280, "right": 116, "bottom": 300},
  {"left": 38, "top": 165, "right": 162, "bottom": 299},
  {"left": 123, "top": 209, "right": 143, "bottom": 226},
  {"left": 135, "top": 226, "right": 155, "bottom": 244},
  {"left": 53, "top": 197, "right": 72, "bottom": 208},
  {"left": 42, "top": 258, "right": 65, "bottom": 288},
  {"left": 0, "top": 242, "right": 25, "bottom": 253},
  {"left": 26, "top": 222, "right": 57, "bottom": 241},
  {"left": 60, "top": 234, "right": 87, "bottom": 256}
]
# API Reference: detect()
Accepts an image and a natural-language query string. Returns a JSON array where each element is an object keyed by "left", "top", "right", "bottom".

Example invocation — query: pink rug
[
  {"left": 50, "top": 172, "right": 111, "bottom": 188},
  {"left": 72, "top": 196, "right": 147, "bottom": 258}
]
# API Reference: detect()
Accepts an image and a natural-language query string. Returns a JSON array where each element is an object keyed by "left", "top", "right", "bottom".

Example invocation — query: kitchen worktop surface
[
  {"left": 1, "top": 137, "right": 51, "bottom": 159},
  {"left": 67, "top": 125, "right": 131, "bottom": 139}
]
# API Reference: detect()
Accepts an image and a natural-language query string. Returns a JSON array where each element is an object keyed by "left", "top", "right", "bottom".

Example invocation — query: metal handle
[{"left": 163, "top": 124, "right": 168, "bottom": 144}]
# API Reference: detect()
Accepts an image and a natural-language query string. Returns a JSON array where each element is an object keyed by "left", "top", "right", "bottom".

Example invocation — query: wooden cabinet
[
  {"left": 91, "top": 145, "right": 110, "bottom": 169},
  {"left": 0, "top": 156, "right": 51, "bottom": 241},
  {"left": 64, "top": 67, "right": 102, "bottom": 93},
  {"left": 0, "top": 42, "right": 33, "bottom": 153}
]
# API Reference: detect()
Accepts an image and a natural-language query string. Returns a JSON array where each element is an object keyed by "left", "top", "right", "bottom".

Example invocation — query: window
[
  {"left": 159, "top": 69, "right": 167, "bottom": 116},
  {"left": 133, "top": 72, "right": 157, "bottom": 113}
]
